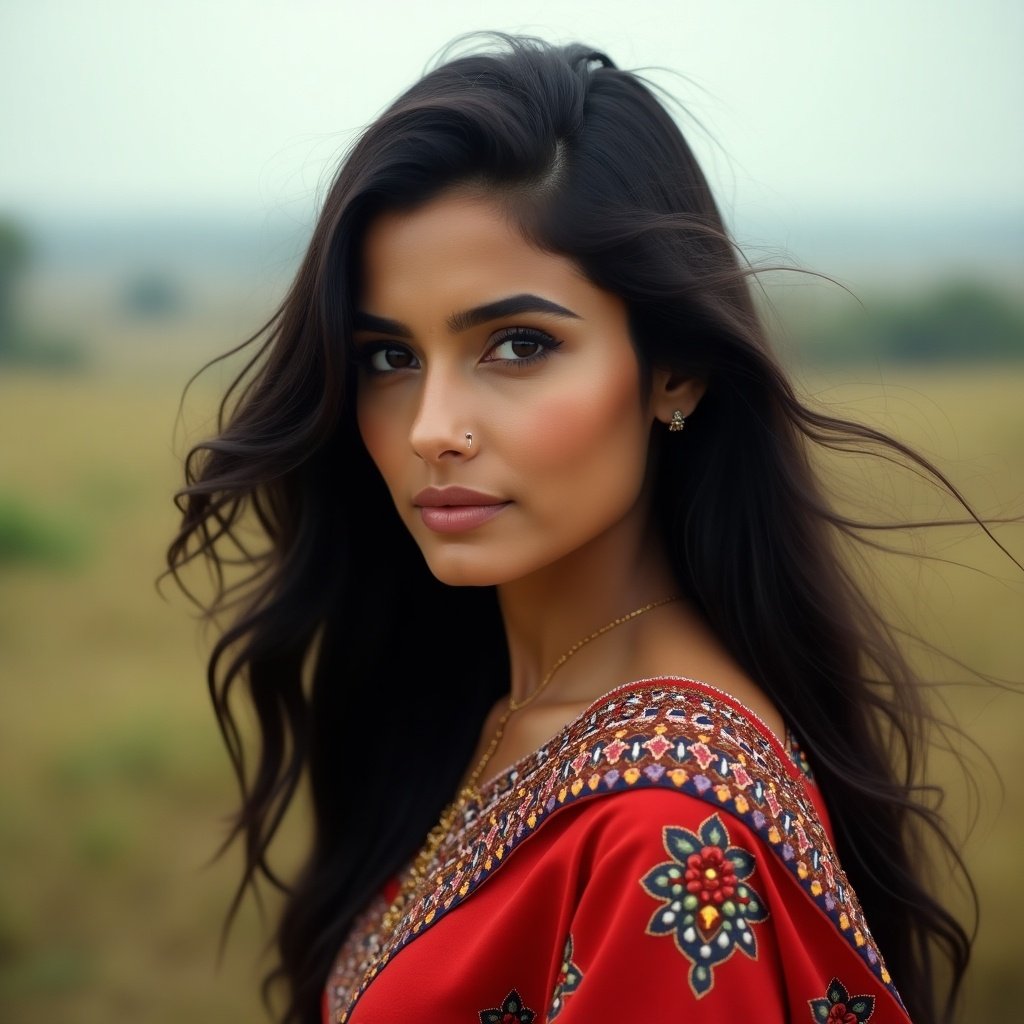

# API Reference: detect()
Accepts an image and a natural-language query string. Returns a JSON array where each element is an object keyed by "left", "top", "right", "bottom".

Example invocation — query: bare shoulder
[{"left": 634, "top": 602, "right": 787, "bottom": 743}]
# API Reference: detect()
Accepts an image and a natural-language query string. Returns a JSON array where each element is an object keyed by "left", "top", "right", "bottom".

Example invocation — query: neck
[{"left": 496, "top": 515, "right": 678, "bottom": 707}]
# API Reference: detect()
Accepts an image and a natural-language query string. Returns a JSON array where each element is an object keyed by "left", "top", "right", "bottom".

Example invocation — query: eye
[
  {"left": 485, "top": 327, "right": 562, "bottom": 366},
  {"left": 361, "top": 345, "right": 418, "bottom": 373}
]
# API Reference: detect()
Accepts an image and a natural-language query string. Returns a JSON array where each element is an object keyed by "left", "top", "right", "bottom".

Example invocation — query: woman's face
[{"left": 354, "top": 191, "right": 662, "bottom": 588}]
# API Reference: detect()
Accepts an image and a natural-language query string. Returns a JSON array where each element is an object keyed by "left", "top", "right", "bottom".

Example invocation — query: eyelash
[
  {"left": 357, "top": 327, "right": 563, "bottom": 375},
  {"left": 488, "top": 327, "right": 563, "bottom": 369}
]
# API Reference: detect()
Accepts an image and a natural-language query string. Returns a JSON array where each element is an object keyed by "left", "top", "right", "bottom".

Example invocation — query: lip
[
  {"left": 413, "top": 486, "right": 511, "bottom": 534},
  {"left": 413, "top": 486, "right": 506, "bottom": 507}
]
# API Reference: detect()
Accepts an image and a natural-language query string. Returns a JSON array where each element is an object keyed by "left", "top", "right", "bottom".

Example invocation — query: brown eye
[
  {"left": 509, "top": 337, "right": 541, "bottom": 358},
  {"left": 487, "top": 328, "right": 561, "bottom": 365},
  {"left": 368, "top": 346, "right": 417, "bottom": 372},
  {"left": 501, "top": 335, "right": 544, "bottom": 360}
]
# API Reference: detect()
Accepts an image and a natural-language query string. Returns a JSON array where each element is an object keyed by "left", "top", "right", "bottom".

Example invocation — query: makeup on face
[
  {"left": 413, "top": 486, "right": 512, "bottom": 534},
  {"left": 354, "top": 193, "right": 656, "bottom": 588}
]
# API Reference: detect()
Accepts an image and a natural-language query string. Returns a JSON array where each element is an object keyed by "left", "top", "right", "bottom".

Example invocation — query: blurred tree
[
  {"left": 0, "top": 491, "right": 87, "bottom": 569},
  {"left": 0, "top": 216, "right": 84, "bottom": 369},
  {"left": 792, "top": 280, "right": 1024, "bottom": 364},
  {"left": 120, "top": 271, "right": 184, "bottom": 318},
  {"left": 0, "top": 217, "right": 31, "bottom": 355}
]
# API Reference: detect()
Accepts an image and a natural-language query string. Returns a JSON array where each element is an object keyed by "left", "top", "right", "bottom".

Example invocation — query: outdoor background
[{"left": 1, "top": 1, "right": 1021, "bottom": 1021}]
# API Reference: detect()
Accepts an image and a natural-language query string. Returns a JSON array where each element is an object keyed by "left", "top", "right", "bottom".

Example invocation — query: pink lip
[
  {"left": 414, "top": 486, "right": 506, "bottom": 507},
  {"left": 413, "top": 486, "right": 511, "bottom": 534}
]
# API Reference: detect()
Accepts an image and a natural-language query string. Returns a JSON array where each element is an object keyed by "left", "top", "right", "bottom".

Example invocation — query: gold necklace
[{"left": 368, "top": 595, "right": 680, "bottom": 951}]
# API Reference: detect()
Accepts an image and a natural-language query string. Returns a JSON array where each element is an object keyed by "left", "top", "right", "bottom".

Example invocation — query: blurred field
[{"left": 0, "top": 343, "right": 1022, "bottom": 1021}]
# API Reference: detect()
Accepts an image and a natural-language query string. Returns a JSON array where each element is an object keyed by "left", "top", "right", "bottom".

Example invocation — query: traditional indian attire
[{"left": 323, "top": 676, "right": 909, "bottom": 1022}]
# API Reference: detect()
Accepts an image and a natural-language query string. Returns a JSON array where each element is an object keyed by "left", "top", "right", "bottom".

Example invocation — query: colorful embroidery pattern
[
  {"left": 324, "top": 889, "right": 394, "bottom": 1022},
  {"left": 546, "top": 933, "right": 583, "bottom": 1020},
  {"left": 639, "top": 812, "right": 768, "bottom": 996},
  {"left": 325, "top": 680, "right": 901, "bottom": 1021},
  {"left": 478, "top": 988, "right": 536, "bottom": 1023},
  {"left": 784, "top": 727, "right": 815, "bottom": 781},
  {"left": 809, "top": 978, "right": 876, "bottom": 1022}
]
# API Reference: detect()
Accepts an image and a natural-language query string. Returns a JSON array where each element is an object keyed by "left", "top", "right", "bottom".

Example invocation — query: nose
[{"left": 409, "top": 362, "right": 478, "bottom": 463}]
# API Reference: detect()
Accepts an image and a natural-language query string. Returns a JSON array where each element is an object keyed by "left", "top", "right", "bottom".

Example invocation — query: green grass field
[{"left": 1, "top": 347, "right": 1021, "bottom": 1022}]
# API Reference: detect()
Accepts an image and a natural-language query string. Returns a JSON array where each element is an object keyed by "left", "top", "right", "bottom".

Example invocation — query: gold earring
[{"left": 668, "top": 410, "right": 685, "bottom": 432}]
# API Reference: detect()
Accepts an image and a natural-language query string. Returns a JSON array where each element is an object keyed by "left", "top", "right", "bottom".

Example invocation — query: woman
[{"left": 167, "top": 33, "right": 978, "bottom": 1023}]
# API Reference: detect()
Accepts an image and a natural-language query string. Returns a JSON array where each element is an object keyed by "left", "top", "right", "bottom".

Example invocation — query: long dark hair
[{"left": 166, "top": 32, "right": 1001, "bottom": 1024}]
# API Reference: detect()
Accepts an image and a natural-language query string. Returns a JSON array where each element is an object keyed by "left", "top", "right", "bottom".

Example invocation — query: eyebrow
[{"left": 352, "top": 293, "right": 583, "bottom": 338}]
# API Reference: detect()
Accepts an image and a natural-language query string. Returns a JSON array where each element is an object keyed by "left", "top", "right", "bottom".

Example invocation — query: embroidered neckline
[
  {"left": 325, "top": 680, "right": 900, "bottom": 1023},
  {"left": 474, "top": 674, "right": 800, "bottom": 796}
]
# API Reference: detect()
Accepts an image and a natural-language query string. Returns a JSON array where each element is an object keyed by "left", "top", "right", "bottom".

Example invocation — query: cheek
[
  {"left": 510, "top": 366, "right": 646, "bottom": 482},
  {"left": 356, "top": 397, "right": 398, "bottom": 480}
]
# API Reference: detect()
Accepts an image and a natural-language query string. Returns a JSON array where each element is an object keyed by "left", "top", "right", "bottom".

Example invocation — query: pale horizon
[{"left": 3, "top": 0, "right": 1022, "bottom": 226}]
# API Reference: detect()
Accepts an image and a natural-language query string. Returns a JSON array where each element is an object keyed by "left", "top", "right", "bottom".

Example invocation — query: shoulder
[
  {"left": 526, "top": 680, "right": 832, "bottom": 929},
  {"left": 560, "top": 785, "right": 765, "bottom": 878},
  {"left": 547, "top": 789, "right": 780, "bottom": 1008},
  {"left": 535, "top": 789, "right": 907, "bottom": 1021},
  {"left": 554, "top": 786, "right": 773, "bottom": 934},
  {"left": 516, "top": 682, "right": 795, "bottom": 944},
  {"left": 533, "top": 677, "right": 812, "bottom": 834},
  {"left": 515, "top": 683, "right": 901, "bottom": 986},
  {"left": 558, "top": 786, "right": 773, "bottom": 944}
]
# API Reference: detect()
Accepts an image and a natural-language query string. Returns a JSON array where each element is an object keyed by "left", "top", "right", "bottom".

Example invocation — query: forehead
[{"left": 357, "top": 193, "right": 606, "bottom": 318}]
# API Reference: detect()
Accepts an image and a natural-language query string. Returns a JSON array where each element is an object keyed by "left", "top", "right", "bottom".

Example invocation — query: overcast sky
[{"left": 3, "top": 0, "right": 1022, "bottom": 229}]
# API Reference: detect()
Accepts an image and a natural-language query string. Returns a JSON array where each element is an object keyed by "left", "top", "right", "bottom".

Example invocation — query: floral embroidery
[
  {"left": 478, "top": 988, "right": 536, "bottom": 1023},
  {"left": 809, "top": 978, "right": 876, "bottom": 1022},
  {"left": 546, "top": 933, "right": 583, "bottom": 1020},
  {"left": 640, "top": 812, "right": 768, "bottom": 996},
  {"left": 326, "top": 681, "right": 901, "bottom": 1021}
]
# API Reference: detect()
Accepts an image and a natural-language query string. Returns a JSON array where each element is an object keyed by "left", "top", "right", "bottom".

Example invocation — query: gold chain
[
  {"left": 367, "top": 595, "right": 680, "bottom": 955},
  {"left": 466, "top": 594, "right": 682, "bottom": 789}
]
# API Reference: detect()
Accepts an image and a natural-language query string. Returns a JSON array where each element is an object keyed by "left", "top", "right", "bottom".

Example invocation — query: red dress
[{"left": 323, "top": 677, "right": 909, "bottom": 1022}]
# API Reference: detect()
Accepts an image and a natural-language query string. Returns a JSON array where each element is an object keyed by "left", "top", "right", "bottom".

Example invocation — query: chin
[
  {"left": 417, "top": 540, "right": 543, "bottom": 589},
  {"left": 421, "top": 552, "right": 513, "bottom": 588}
]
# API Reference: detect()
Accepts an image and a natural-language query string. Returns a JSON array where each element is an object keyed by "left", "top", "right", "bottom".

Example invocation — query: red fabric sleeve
[
  {"left": 544, "top": 788, "right": 902, "bottom": 1022},
  {"left": 546, "top": 788, "right": 788, "bottom": 1020}
]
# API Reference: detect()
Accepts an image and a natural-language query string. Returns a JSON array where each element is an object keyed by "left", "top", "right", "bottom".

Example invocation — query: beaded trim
[{"left": 326, "top": 679, "right": 901, "bottom": 1021}]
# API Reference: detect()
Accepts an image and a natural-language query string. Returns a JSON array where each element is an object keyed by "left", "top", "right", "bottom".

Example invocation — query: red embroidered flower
[
  {"left": 808, "top": 978, "right": 876, "bottom": 1023},
  {"left": 477, "top": 987, "right": 536, "bottom": 1024},
  {"left": 685, "top": 846, "right": 740, "bottom": 905},
  {"left": 643, "top": 814, "right": 769, "bottom": 996},
  {"left": 827, "top": 1005, "right": 857, "bottom": 1024}
]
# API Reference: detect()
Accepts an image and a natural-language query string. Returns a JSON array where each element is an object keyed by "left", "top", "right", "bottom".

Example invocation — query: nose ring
[{"left": 465, "top": 432, "right": 473, "bottom": 449}]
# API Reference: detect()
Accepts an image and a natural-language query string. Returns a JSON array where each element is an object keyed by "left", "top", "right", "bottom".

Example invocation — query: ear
[{"left": 649, "top": 367, "right": 707, "bottom": 427}]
